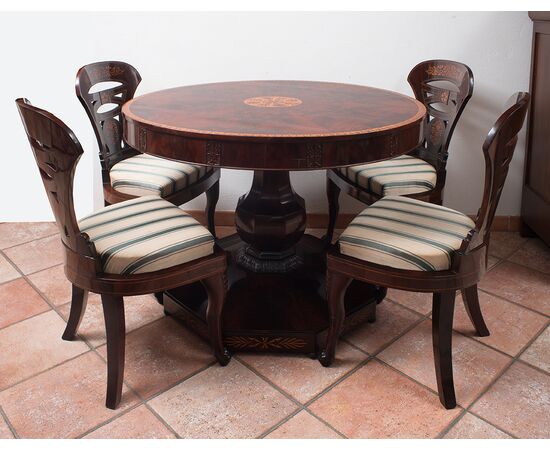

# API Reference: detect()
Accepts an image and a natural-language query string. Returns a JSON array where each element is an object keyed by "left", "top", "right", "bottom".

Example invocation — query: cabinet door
[{"left": 522, "top": 21, "right": 550, "bottom": 245}]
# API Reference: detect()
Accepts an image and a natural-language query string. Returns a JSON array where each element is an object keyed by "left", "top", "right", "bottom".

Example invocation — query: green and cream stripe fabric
[
  {"left": 109, "top": 153, "right": 212, "bottom": 197},
  {"left": 338, "top": 196, "right": 475, "bottom": 271},
  {"left": 338, "top": 155, "right": 437, "bottom": 197},
  {"left": 79, "top": 195, "right": 214, "bottom": 275}
]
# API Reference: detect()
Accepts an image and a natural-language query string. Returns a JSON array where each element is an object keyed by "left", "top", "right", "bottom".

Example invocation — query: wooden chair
[
  {"left": 75, "top": 61, "right": 221, "bottom": 237},
  {"left": 16, "top": 98, "right": 231, "bottom": 410},
  {"left": 325, "top": 60, "right": 474, "bottom": 244},
  {"left": 320, "top": 93, "right": 530, "bottom": 409}
]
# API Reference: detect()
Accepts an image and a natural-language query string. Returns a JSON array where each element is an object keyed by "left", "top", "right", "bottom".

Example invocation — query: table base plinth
[
  {"left": 162, "top": 233, "right": 385, "bottom": 355},
  {"left": 235, "top": 245, "right": 303, "bottom": 273}
]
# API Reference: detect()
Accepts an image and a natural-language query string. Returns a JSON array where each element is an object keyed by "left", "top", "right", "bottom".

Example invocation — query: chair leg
[
  {"left": 62, "top": 285, "right": 88, "bottom": 341},
  {"left": 201, "top": 273, "right": 231, "bottom": 366},
  {"left": 432, "top": 291, "right": 457, "bottom": 409},
  {"left": 319, "top": 271, "right": 352, "bottom": 367},
  {"left": 323, "top": 175, "right": 340, "bottom": 246},
  {"left": 205, "top": 180, "right": 220, "bottom": 238},
  {"left": 461, "top": 285, "right": 490, "bottom": 337},
  {"left": 101, "top": 294, "right": 125, "bottom": 410},
  {"left": 153, "top": 292, "right": 164, "bottom": 305}
]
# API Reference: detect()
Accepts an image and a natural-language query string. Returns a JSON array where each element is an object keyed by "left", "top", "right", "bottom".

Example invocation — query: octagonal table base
[{"left": 162, "top": 233, "right": 386, "bottom": 355}]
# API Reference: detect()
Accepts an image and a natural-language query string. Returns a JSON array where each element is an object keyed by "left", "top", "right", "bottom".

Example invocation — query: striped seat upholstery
[
  {"left": 338, "top": 196, "right": 475, "bottom": 271},
  {"left": 338, "top": 155, "right": 437, "bottom": 197},
  {"left": 109, "top": 154, "right": 212, "bottom": 197},
  {"left": 79, "top": 196, "right": 214, "bottom": 275}
]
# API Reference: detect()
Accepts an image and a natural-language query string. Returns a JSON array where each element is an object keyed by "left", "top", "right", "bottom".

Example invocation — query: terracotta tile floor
[{"left": 0, "top": 225, "right": 549, "bottom": 439}]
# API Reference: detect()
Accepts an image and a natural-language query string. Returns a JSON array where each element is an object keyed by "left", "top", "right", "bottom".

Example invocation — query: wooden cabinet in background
[{"left": 522, "top": 12, "right": 550, "bottom": 245}]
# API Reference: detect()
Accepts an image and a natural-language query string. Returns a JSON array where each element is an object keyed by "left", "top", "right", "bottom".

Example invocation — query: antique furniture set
[{"left": 17, "top": 59, "right": 529, "bottom": 411}]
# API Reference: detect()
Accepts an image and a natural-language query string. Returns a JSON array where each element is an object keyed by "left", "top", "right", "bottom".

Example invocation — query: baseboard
[{"left": 185, "top": 210, "right": 521, "bottom": 232}]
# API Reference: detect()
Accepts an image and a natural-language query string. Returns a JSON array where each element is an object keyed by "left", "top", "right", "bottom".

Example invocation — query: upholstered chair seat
[
  {"left": 338, "top": 195, "right": 475, "bottom": 271},
  {"left": 109, "top": 153, "right": 212, "bottom": 197},
  {"left": 337, "top": 155, "right": 437, "bottom": 197},
  {"left": 79, "top": 195, "right": 214, "bottom": 275}
]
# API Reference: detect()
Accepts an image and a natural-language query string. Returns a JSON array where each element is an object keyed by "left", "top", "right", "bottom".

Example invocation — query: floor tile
[
  {"left": 0, "top": 254, "right": 20, "bottom": 285},
  {"left": 27, "top": 264, "right": 70, "bottom": 306},
  {"left": 0, "top": 310, "right": 89, "bottom": 390},
  {"left": 479, "top": 261, "right": 550, "bottom": 316},
  {"left": 58, "top": 293, "right": 165, "bottom": 347},
  {"left": 443, "top": 413, "right": 511, "bottom": 439},
  {"left": 0, "top": 414, "right": 14, "bottom": 439},
  {"left": 265, "top": 410, "right": 341, "bottom": 439},
  {"left": 97, "top": 316, "right": 214, "bottom": 398},
  {"left": 471, "top": 361, "right": 550, "bottom": 438},
  {"left": 520, "top": 325, "right": 550, "bottom": 373},
  {"left": 0, "top": 352, "right": 138, "bottom": 438},
  {"left": 148, "top": 359, "right": 297, "bottom": 438},
  {"left": 454, "top": 290, "right": 549, "bottom": 356},
  {"left": 378, "top": 319, "right": 511, "bottom": 406},
  {"left": 3, "top": 234, "right": 63, "bottom": 275},
  {"left": 0, "top": 278, "right": 50, "bottom": 329},
  {"left": 509, "top": 238, "right": 550, "bottom": 275},
  {"left": 239, "top": 341, "right": 365, "bottom": 403},
  {"left": 345, "top": 300, "right": 422, "bottom": 354},
  {"left": 309, "top": 359, "right": 460, "bottom": 438},
  {"left": 488, "top": 232, "right": 529, "bottom": 259},
  {"left": 83, "top": 405, "right": 175, "bottom": 439},
  {"left": 386, "top": 289, "right": 432, "bottom": 314},
  {"left": 0, "top": 222, "right": 57, "bottom": 249}
]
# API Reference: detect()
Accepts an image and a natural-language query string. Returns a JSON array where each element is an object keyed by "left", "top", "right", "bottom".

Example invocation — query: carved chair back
[
  {"left": 75, "top": 61, "right": 142, "bottom": 182},
  {"left": 466, "top": 92, "right": 530, "bottom": 251},
  {"left": 407, "top": 60, "right": 474, "bottom": 174},
  {"left": 16, "top": 99, "right": 97, "bottom": 259}
]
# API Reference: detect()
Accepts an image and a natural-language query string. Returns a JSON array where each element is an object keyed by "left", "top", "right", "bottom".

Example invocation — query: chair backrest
[
  {"left": 75, "top": 61, "right": 142, "bottom": 181},
  {"left": 16, "top": 98, "right": 95, "bottom": 257},
  {"left": 408, "top": 60, "right": 474, "bottom": 173},
  {"left": 469, "top": 92, "right": 530, "bottom": 250}
]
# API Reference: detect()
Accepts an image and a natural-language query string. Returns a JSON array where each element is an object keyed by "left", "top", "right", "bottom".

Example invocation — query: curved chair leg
[
  {"left": 461, "top": 285, "right": 490, "bottom": 337},
  {"left": 432, "top": 291, "right": 457, "bottom": 409},
  {"left": 101, "top": 294, "right": 125, "bottom": 410},
  {"left": 319, "top": 271, "right": 352, "bottom": 367},
  {"left": 323, "top": 175, "right": 340, "bottom": 246},
  {"left": 201, "top": 273, "right": 231, "bottom": 366},
  {"left": 62, "top": 285, "right": 88, "bottom": 341},
  {"left": 205, "top": 180, "right": 220, "bottom": 238}
]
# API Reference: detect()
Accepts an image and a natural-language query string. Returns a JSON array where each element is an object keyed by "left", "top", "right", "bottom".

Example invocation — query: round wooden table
[{"left": 122, "top": 80, "right": 426, "bottom": 354}]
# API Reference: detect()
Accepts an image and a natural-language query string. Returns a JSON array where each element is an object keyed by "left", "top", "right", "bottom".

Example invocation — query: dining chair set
[{"left": 16, "top": 59, "right": 529, "bottom": 411}]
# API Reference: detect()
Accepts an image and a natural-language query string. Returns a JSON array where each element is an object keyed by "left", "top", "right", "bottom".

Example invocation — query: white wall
[{"left": 0, "top": 11, "right": 532, "bottom": 221}]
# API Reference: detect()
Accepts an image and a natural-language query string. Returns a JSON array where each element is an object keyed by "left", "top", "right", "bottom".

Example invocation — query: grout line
[
  {"left": 0, "top": 230, "right": 59, "bottom": 252},
  {"left": 75, "top": 401, "right": 146, "bottom": 439},
  {"left": 436, "top": 311, "right": 550, "bottom": 439},
  {"left": 304, "top": 408, "right": 349, "bottom": 438},
  {"left": 234, "top": 356, "right": 303, "bottom": 409},
  {"left": 0, "top": 404, "right": 19, "bottom": 439},
  {"left": 302, "top": 356, "right": 374, "bottom": 408},
  {"left": 384, "top": 295, "right": 432, "bottom": 316},
  {"left": 235, "top": 355, "right": 351, "bottom": 438},
  {"left": 477, "top": 286, "right": 550, "bottom": 319},
  {"left": 0, "top": 350, "right": 95, "bottom": 394},
  {"left": 141, "top": 402, "right": 181, "bottom": 439},
  {"left": 0, "top": 306, "right": 54, "bottom": 332},
  {"left": 256, "top": 407, "right": 307, "bottom": 439}
]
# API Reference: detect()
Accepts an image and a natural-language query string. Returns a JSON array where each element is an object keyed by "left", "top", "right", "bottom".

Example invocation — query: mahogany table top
[{"left": 122, "top": 80, "right": 426, "bottom": 170}]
